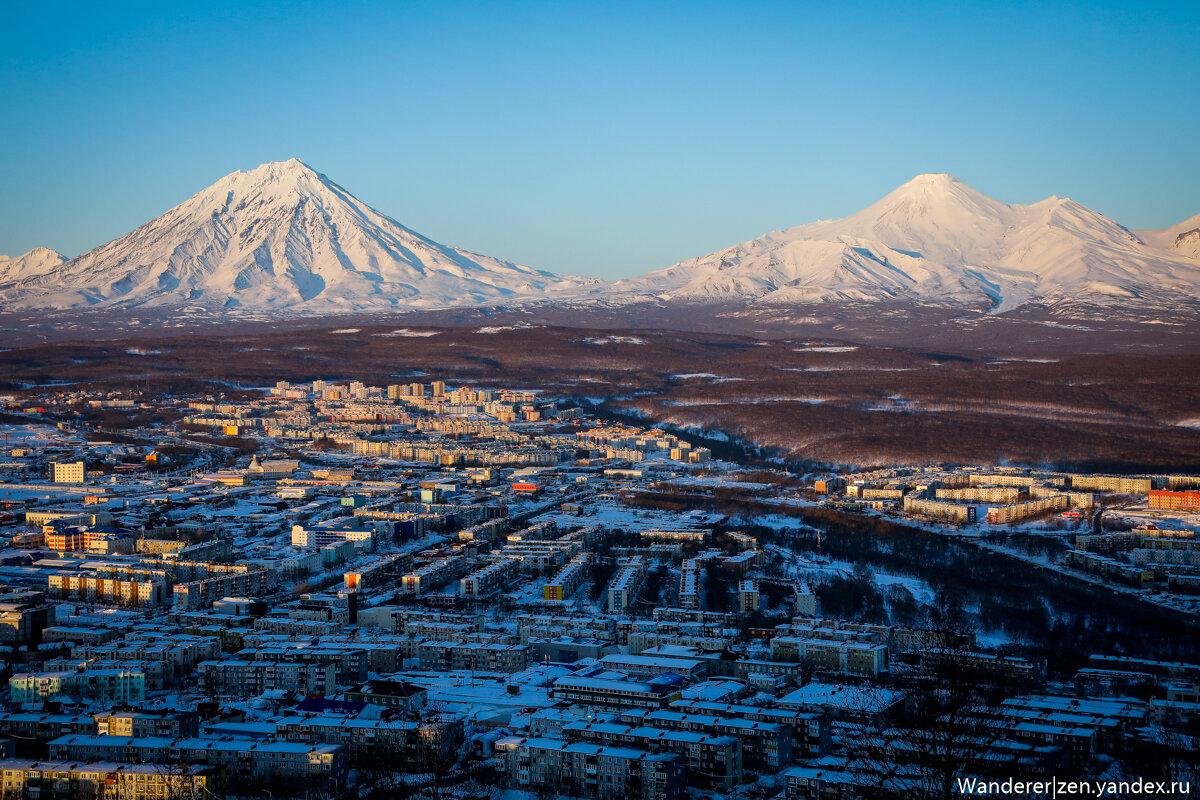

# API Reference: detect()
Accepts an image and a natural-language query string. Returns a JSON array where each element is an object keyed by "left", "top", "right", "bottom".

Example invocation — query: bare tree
[{"left": 846, "top": 597, "right": 1013, "bottom": 800}]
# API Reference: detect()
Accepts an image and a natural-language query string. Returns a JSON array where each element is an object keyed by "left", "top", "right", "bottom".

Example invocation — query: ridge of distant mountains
[{"left": 2, "top": 161, "right": 1197, "bottom": 319}]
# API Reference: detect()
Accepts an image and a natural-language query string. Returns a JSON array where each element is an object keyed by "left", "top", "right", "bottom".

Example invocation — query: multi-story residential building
[
  {"left": 9, "top": 669, "right": 146, "bottom": 704},
  {"left": 0, "top": 759, "right": 216, "bottom": 799},
  {"left": 518, "top": 614, "right": 616, "bottom": 643},
  {"left": 196, "top": 659, "right": 337, "bottom": 697},
  {"left": 551, "top": 671, "right": 684, "bottom": 709},
  {"left": 620, "top": 707, "right": 799, "bottom": 771},
  {"left": 344, "top": 552, "right": 412, "bottom": 591},
  {"left": 415, "top": 641, "right": 529, "bottom": 673},
  {"left": 679, "top": 566, "right": 702, "bottom": 610},
  {"left": 936, "top": 486, "right": 1023, "bottom": 503},
  {"left": 48, "top": 572, "right": 168, "bottom": 607},
  {"left": 903, "top": 496, "right": 973, "bottom": 522},
  {"left": 607, "top": 556, "right": 647, "bottom": 613},
  {"left": 172, "top": 569, "right": 273, "bottom": 610},
  {"left": 460, "top": 556, "right": 522, "bottom": 597},
  {"left": 770, "top": 637, "right": 890, "bottom": 677},
  {"left": 1068, "top": 475, "right": 1153, "bottom": 494},
  {"left": 47, "top": 735, "right": 347, "bottom": 784},
  {"left": 986, "top": 495, "right": 1069, "bottom": 524},
  {"left": 737, "top": 580, "right": 761, "bottom": 614},
  {"left": 1149, "top": 490, "right": 1200, "bottom": 511},
  {"left": 276, "top": 713, "right": 462, "bottom": 763},
  {"left": 794, "top": 583, "right": 818, "bottom": 617},
  {"left": 50, "top": 461, "right": 85, "bottom": 483},
  {"left": 598, "top": 653, "right": 708, "bottom": 682},
  {"left": 566, "top": 719, "right": 742, "bottom": 790},
  {"left": 94, "top": 710, "right": 199, "bottom": 738},
  {"left": 1065, "top": 550, "right": 1156, "bottom": 588},
  {"left": 544, "top": 552, "right": 592, "bottom": 601},
  {"left": 238, "top": 645, "right": 368, "bottom": 683},
  {"left": 494, "top": 736, "right": 686, "bottom": 800},
  {"left": 402, "top": 556, "right": 468, "bottom": 595},
  {"left": 0, "top": 712, "right": 95, "bottom": 741}
]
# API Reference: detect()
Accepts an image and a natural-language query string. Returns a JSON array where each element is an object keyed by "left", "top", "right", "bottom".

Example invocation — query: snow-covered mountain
[
  {"left": 3, "top": 167, "right": 1197, "bottom": 321},
  {"left": 602, "top": 174, "right": 1200, "bottom": 313},
  {"left": 0, "top": 247, "right": 68, "bottom": 283},
  {"left": 0, "top": 159, "right": 593, "bottom": 313},
  {"left": 1136, "top": 213, "right": 1200, "bottom": 261}
]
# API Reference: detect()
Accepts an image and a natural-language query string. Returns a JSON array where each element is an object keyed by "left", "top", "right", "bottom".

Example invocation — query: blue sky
[{"left": 2, "top": 1, "right": 1197, "bottom": 279}]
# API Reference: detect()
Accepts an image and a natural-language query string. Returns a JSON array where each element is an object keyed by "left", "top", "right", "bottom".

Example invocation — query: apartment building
[
  {"left": 0, "top": 759, "right": 215, "bottom": 800},
  {"left": 936, "top": 486, "right": 1023, "bottom": 503},
  {"left": 794, "top": 583, "right": 818, "bottom": 617},
  {"left": 986, "top": 495, "right": 1069, "bottom": 524},
  {"left": 415, "top": 640, "right": 529, "bottom": 673},
  {"left": 562, "top": 720, "right": 742, "bottom": 791},
  {"left": 770, "top": 636, "right": 890, "bottom": 677},
  {"left": 196, "top": 659, "right": 337, "bottom": 697},
  {"left": 1068, "top": 475, "right": 1152, "bottom": 494},
  {"left": 276, "top": 713, "right": 462, "bottom": 763},
  {"left": 47, "top": 735, "right": 347, "bottom": 783},
  {"left": 494, "top": 736, "right": 686, "bottom": 800},
  {"left": 619, "top": 708, "right": 796, "bottom": 771},
  {"left": 608, "top": 556, "right": 647, "bottom": 613},
  {"left": 344, "top": 552, "right": 412, "bottom": 591},
  {"left": 402, "top": 556, "right": 468, "bottom": 595},
  {"left": 460, "top": 556, "right": 522, "bottom": 597},
  {"left": 737, "top": 580, "right": 761, "bottom": 614},
  {"left": 518, "top": 613, "right": 616, "bottom": 643},
  {"left": 1066, "top": 550, "right": 1156, "bottom": 589},
  {"left": 903, "top": 496, "right": 973, "bottom": 522},
  {"left": 544, "top": 552, "right": 592, "bottom": 601},
  {"left": 238, "top": 645, "right": 368, "bottom": 683},
  {"left": 50, "top": 461, "right": 85, "bottom": 483},
  {"left": 10, "top": 669, "right": 146, "bottom": 703},
  {"left": 679, "top": 566, "right": 703, "bottom": 610},
  {"left": 94, "top": 710, "right": 199, "bottom": 738},
  {"left": 551, "top": 672, "right": 684, "bottom": 709},
  {"left": 1149, "top": 490, "right": 1200, "bottom": 511},
  {"left": 48, "top": 572, "right": 168, "bottom": 607},
  {"left": 172, "top": 569, "right": 273, "bottom": 610}
]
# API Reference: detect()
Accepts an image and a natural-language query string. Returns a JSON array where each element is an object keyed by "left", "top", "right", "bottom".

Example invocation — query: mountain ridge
[
  {"left": 1, "top": 165, "right": 1197, "bottom": 319},
  {"left": 596, "top": 173, "right": 1200, "bottom": 314},
  {"left": 0, "top": 159, "right": 594, "bottom": 312}
]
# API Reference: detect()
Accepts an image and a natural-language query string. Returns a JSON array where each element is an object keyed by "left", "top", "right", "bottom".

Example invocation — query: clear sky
[{"left": 2, "top": 0, "right": 1197, "bottom": 279}]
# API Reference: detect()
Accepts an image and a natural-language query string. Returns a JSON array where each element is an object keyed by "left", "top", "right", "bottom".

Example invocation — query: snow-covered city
[{"left": 1, "top": 376, "right": 1197, "bottom": 799}]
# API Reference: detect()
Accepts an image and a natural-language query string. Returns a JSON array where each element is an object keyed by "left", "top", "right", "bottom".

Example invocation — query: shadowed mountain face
[{"left": 0, "top": 159, "right": 595, "bottom": 313}]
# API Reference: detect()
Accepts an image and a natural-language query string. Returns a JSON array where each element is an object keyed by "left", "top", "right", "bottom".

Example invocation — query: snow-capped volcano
[
  {"left": 0, "top": 159, "right": 593, "bottom": 312},
  {"left": 604, "top": 173, "right": 1200, "bottom": 313},
  {"left": 0, "top": 247, "right": 68, "bottom": 283}
]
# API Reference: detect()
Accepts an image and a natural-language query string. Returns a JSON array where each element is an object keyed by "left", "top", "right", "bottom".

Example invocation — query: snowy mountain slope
[
  {"left": 1136, "top": 213, "right": 1200, "bottom": 261},
  {"left": 602, "top": 174, "right": 1200, "bottom": 312},
  {"left": 0, "top": 159, "right": 594, "bottom": 313},
  {"left": 0, "top": 247, "right": 68, "bottom": 283}
]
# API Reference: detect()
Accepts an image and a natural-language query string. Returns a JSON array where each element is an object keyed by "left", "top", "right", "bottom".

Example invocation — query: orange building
[{"left": 1149, "top": 490, "right": 1200, "bottom": 511}]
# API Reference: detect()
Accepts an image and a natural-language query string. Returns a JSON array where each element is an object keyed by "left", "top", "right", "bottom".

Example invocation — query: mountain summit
[
  {"left": 0, "top": 159, "right": 591, "bottom": 313},
  {"left": 0, "top": 247, "right": 68, "bottom": 283},
  {"left": 605, "top": 173, "right": 1200, "bottom": 313}
]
